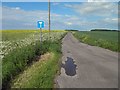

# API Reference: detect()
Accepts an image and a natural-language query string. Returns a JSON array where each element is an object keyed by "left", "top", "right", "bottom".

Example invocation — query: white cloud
[
  {"left": 88, "top": 0, "right": 107, "bottom": 2},
  {"left": 2, "top": 6, "right": 49, "bottom": 29},
  {"left": 52, "top": 2, "right": 60, "bottom": 6},
  {"left": 2, "top": 6, "right": 79, "bottom": 30},
  {"left": 0, "top": 5, "right": 2, "bottom": 30},
  {"left": 65, "top": 22, "right": 73, "bottom": 25},
  {"left": 12, "top": 7, "right": 20, "bottom": 10},
  {"left": 103, "top": 18, "right": 118, "bottom": 24},
  {"left": 2, "top": 3, "right": 118, "bottom": 30},
  {"left": 89, "top": 0, "right": 120, "bottom": 2},
  {"left": 64, "top": 2, "right": 118, "bottom": 30},
  {"left": 65, "top": 2, "right": 118, "bottom": 17}
]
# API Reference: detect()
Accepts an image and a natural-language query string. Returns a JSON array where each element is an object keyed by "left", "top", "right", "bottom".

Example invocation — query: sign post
[
  {"left": 48, "top": 0, "right": 51, "bottom": 41},
  {"left": 37, "top": 21, "right": 44, "bottom": 52}
]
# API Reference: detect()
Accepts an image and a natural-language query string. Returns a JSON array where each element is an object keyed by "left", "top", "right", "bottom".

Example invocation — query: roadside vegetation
[
  {"left": 1, "top": 30, "right": 66, "bottom": 89},
  {"left": 11, "top": 41, "right": 61, "bottom": 88},
  {"left": 73, "top": 31, "right": 119, "bottom": 52}
]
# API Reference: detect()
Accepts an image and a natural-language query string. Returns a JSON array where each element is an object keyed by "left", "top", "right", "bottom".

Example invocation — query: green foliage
[
  {"left": 27, "top": 52, "right": 60, "bottom": 88},
  {"left": 2, "top": 41, "right": 52, "bottom": 88},
  {"left": 74, "top": 31, "right": 119, "bottom": 52},
  {"left": 11, "top": 42, "right": 61, "bottom": 88},
  {"left": 2, "top": 30, "right": 66, "bottom": 89}
]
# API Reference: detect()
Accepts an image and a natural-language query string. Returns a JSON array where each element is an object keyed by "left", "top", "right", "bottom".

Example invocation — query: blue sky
[
  {"left": 2, "top": 2, "right": 49, "bottom": 11},
  {"left": 1, "top": 1, "right": 118, "bottom": 30}
]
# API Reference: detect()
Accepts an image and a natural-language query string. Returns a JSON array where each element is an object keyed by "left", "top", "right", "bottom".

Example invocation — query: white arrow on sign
[{"left": 39, "top": 22, "right": 42, "bottom": 28}]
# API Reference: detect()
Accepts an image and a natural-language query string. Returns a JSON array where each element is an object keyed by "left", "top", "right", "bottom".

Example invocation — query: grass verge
[
  {"left": 2, "top": 41, "right": 48, "bottom": 88},
  {"left": 11, "top": 51, "right": 60, "bottom": 88},
  {"left": 73, "top": 31, "right": 119, "bottom": 52},
  {"left": 2, "top": 40, "right": 63, "bottom": 89}
]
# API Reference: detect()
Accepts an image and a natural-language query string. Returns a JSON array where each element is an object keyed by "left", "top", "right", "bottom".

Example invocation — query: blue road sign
[{"left": 37, "top": 21, "right": 44, "bottom": 28}]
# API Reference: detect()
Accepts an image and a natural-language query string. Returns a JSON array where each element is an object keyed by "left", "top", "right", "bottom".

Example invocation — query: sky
[{"left": 1, "top": 1, "right": 119, "bottom": 31}]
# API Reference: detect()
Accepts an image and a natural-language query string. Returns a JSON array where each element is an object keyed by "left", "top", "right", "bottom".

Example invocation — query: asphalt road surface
[{"left": 55, "top": 32, "right": 118, "bottom": 88}]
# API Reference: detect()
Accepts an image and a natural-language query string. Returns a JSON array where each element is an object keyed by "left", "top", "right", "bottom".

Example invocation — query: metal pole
[
  {"left": 40, "top": 28, "right": 42, "bottom": 55},
  {"left": 48, "top": 0, "right": 50, "bottom": 41},
  {"left": 40, "top": 28, "right": 42, "bottom": 42}
]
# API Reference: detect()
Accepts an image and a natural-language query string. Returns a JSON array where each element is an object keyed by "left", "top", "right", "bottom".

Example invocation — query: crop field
[
  {"left": 1, "top": 30, "right": 66, "bottom": 89},
  {"left": 1, "top": 30, "right": 65, "bottom": 58},
  {"left": 73, "top": 31, "right": 119, "bottom": 52}
]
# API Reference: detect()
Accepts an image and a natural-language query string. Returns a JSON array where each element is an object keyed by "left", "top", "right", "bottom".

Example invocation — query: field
[
  {"left": 1, "top": 30, "right": 119, "bottom": 89},
  {"left": 73, "top": 31, "right": 119, "bottom": 52},
  {"left": 1, "top": 30, "right": 66, "bottom": 89}
]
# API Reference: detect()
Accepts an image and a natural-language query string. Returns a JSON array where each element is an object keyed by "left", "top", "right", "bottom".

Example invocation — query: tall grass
[
  {"left": 11, "top": 41, "right": 62, "bottom": 88},
  {"left": 2, "top": 30, "right": 66, "bottom": 89},
  {"left": 2, "top": 41, "right": 49, "bottom": 88}
]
